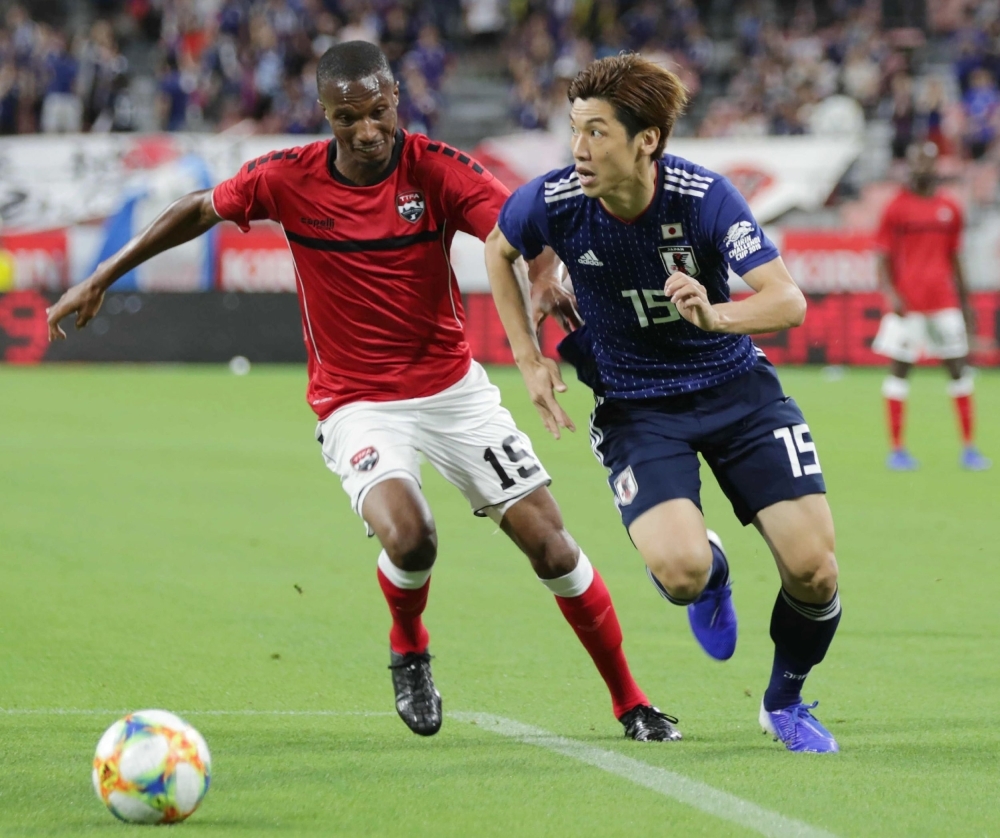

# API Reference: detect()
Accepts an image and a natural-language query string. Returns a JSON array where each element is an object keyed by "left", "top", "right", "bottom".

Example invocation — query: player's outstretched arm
[
  {"left": 485, "top": 224, "right": 576, "bottom": 439},
  {"left": 47, "top": 189, "right": 222, "bottom": 341},
  {"left": 666, "top": 256, "right": 806, "bottom": 335}
]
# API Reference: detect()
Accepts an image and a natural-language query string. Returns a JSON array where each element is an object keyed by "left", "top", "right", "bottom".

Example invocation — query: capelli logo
[{"left": 300, "top": 217, "right": 334, "bottom": 229}]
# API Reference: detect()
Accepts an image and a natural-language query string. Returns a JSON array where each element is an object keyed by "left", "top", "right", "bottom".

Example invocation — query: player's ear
[{"left": 392, "top": 82, "right": 400, "bottom": 105}]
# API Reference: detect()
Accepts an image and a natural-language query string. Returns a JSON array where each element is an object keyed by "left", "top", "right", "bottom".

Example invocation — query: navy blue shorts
[{"left": 590, "top": 358, "right": 826, "bottom": 529}]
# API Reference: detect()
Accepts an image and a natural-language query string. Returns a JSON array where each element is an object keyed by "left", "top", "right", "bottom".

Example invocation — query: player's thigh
[
  {"left": 701, "top": 394, "right": 826, "bottom": 528},
  {"left": 591, "top": 397, "right": 704, "bottom": 534},
  {"left": 872, "top": 312, "right": 923, "bottom": 364},
  {"left": 316, "top": 402, "right": 423, "bottom": 531},
  {"left": 925, "top": 308, "right": 969, "bottom": 360},
  {"left": 628, "top": 498, "right": 713, "bottom": 582},
  {"left": 753, "top": 494, "right": 838, "bottom": 602},
  {"left": 415, "top": 364, "right": 552, "bottom": 524}
]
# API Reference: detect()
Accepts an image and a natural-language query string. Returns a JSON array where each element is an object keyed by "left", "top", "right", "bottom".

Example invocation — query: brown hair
[{"left": 567, "top": 54, "right": 688, "bottom": 158}]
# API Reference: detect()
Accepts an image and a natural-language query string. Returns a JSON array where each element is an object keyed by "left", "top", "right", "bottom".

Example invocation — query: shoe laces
[
  {"left": 624, "top": 704, "right": 679, "bottom": 726},
  {"left": 388, "top": 652, "right": 433, "bottom": 671}
]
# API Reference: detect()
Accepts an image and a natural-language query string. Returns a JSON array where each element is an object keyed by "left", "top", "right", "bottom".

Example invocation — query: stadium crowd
[
  {"left": 1, "top": 0, "right": 999, "bottom": 164},
  {"left": 0, "top": 0, "right": 455, "bottom": 135}
]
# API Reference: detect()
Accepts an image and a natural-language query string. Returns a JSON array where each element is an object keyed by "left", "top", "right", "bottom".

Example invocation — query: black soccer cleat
[
  {"left": 619, "top": 705, "right": 683, "bottom": 742},
  {"left": 388, "top": 650, "right": 442, "bottom": 736}
]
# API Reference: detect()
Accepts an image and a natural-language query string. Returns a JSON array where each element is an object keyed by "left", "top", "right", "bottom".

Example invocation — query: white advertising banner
[{"left": 473, "top": 131, "right": 864, "bottom": 224}]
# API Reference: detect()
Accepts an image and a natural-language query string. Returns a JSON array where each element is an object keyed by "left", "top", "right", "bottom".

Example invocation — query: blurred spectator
[
  {"left": 889, "top": 73, "right": 917, "bottom": 159},
  {"left": 962, "top": 67, "right": 1000, "bottom": 160},
  {"left": 39, "top": 28, "right": 81, "bottom": 133}
]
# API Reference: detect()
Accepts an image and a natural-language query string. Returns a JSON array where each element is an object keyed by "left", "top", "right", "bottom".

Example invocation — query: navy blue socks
[{"left": 764, "top": 587, "right": 842, "bottom": 711}]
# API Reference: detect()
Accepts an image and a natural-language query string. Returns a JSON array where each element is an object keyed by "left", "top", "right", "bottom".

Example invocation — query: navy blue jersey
[{"left": 498, "top": 154, "right": 781, "bottom": 399}]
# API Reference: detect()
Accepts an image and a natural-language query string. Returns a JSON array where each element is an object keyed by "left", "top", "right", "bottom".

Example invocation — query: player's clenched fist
[
  {"left": 46, "top": 277, "right": 106, "bottom": 341},
  {"left": 666, "top": 271, "right": 721, "bottom": 332}
]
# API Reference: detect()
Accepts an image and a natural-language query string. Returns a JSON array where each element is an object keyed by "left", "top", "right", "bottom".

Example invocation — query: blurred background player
[
  {"left": 873, "top": 142, "right": 991, "bottom": 472},
  {"left": 486, "top": 54, "right": 842, "bottom": 754},
  {"left": 45, "top": 41, "right": 680, "bottom": 744}
]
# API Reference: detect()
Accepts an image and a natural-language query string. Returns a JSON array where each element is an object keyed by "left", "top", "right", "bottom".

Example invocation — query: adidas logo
[{"left": 577, "top": 249, "right": 604, "bottom": 266}]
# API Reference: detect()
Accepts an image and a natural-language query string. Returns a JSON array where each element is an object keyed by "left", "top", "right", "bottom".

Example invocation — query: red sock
[
  {"left": 953, "top": 394, "right": 974, "bottom": 445},
  {"left": 554, "top": 570, "right": 648, "bottom": 718},
  {"left": 377, "top": 568, "right": 430, "bottom": 655},
  {"left": 885, "top": 397, "right": 905, "bottom": 449}
]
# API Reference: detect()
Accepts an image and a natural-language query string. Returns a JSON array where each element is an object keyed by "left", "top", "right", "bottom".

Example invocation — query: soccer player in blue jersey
[{"left": 484, "top": 54, "right": 842, "bottom": 753}]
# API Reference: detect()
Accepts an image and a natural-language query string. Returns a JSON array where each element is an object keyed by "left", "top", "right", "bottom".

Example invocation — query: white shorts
[
  {"left": 872, "top": 309, "right": 969, "bottom": 364},
  {"left": 316, "top": 361, "right": 551, "bottom": 532}
]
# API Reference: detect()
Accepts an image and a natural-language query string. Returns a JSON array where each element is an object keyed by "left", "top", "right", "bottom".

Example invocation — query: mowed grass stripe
[{"left": 454, "top": 712, "right": 837, "bottom": 838}]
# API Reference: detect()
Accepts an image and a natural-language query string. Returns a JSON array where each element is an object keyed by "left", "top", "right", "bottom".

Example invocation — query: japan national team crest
[
  {"left": 350, "top": 446, "right": 379, "bottom": 472},
  {"left": 613, "top": 466, "right": 638, "bottom": 506},
  {"left": 658, "top": 245, "right": 700, "bottom": 277},
  {"left": 396, "top": 191, "right": 425, "bottom": 223}
]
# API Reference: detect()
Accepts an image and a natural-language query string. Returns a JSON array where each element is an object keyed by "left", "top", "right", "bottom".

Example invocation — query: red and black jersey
[{"left": 212, "top": 130, "right": 509, "bottom": 418}]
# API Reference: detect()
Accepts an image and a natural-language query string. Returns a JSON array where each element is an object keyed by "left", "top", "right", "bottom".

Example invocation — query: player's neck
[{"left": 598, "top": 160, "right": 657, "bottom": 222}]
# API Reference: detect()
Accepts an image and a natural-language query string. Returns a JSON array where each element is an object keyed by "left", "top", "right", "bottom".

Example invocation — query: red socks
[
  {"left": 954, "top": 395, "right": 973, "bottom": 444},
  {"left": 545, "top": 556, "right": 648, "bottom": 719},
  {"left": 375, "top": 549, "right": 649, "bottom": 719},
  {"left": 882, "top": 376, "right": 909, "bottom": 450},
  {"left": 376, "top": 554, "right": 430, "bottom": 655}
]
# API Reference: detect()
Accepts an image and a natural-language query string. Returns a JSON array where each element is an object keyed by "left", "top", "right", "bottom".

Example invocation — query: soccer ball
[{"left": 92, "top": 709, "right": 211, "bottom": 824}]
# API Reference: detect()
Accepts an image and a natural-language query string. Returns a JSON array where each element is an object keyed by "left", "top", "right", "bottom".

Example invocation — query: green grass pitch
[{"left": 1, "top": 363, "right": 998, "bottom": 837}]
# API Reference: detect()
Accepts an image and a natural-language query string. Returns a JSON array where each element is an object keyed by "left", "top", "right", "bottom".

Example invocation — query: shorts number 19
[{"left": 483, "top": 435, "right": 540, "bottom": 489}]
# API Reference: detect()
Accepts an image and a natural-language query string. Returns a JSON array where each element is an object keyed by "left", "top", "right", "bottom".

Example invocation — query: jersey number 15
[{"left": 621, "top": 289, "right": 680, "bottom": 327}]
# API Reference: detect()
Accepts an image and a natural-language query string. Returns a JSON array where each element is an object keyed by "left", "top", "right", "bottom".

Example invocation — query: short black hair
[{"left": 316, "top": 41, "right": 393, "bottom": 90}]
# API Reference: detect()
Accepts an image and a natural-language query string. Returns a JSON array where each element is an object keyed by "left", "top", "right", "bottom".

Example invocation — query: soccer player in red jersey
[
  {"left": 45, "top": 42, "right": 679, "bottom": 742},
  {"left": 873, "top": 142, "right": 991, "bottom": 471}
]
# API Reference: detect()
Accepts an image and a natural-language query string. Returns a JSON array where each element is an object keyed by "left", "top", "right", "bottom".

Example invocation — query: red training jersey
[
  {"left": 212, "top": 130, "right": 509, "bottom": 418},
  {"left": 874, "top": 188, "right": 963, "bottom": 313}
]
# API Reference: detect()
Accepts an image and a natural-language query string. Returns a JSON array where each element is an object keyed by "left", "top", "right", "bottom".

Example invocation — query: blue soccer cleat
[
  {"left": 886, "top": 448, "right": 919, "bottom": 471},
  {"left": 686, "top": 531, "right": 737, "bottom": 661},
  {"left": 759, "top": 700, "right": 839, "bottom": 753},
  {"left": 961, "top": 446, "right": 991, "bottom": 471}
]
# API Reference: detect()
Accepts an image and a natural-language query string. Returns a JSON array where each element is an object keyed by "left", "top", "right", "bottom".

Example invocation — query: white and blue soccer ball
[{"left": 92, "top": 709, "right": 211, "bottom": 824}]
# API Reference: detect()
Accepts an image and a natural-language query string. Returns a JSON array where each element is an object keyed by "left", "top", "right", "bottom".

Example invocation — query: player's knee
[
  {"left": 381, "top": 518, "right": 438, "bottom": 572},
  {"left": 527, "top": 527, "right": 578, "bottom": 579},
  {"left": 646, "top": 542, "right": 713, "bottom": 602},
  {"left": 789, "top": 550, "right": 839, "bottom": 602}
]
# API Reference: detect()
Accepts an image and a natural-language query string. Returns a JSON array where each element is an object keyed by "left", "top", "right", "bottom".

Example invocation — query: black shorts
[{"left": 590, "top": 358, "right": 826, "bottom": 528}]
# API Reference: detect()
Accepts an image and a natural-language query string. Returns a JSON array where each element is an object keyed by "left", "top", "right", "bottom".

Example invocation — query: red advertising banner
[
  {"left": 3, "top": 290, "right": 998, "bottom": 366},
  {"left": 0, "top": 230, "right": 69, "bottom": 292},
  {"left": 781, "top": 231, "right": 878, "bottom": 293},
  {"left": 215, "top": 223, "right": 296, "bottom": 292}
]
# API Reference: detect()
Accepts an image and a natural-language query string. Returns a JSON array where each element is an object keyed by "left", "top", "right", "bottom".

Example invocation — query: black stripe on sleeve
[
  {"left": 426, "top": 143, "right": 441, "bottom": 152},
  {"left": 285, "top": 227, "right": 442, "bottom": 252},
  {"left": 457, "top": 153, "right": 470, "bottom": 164},
  {"left": 442, "top": 147, "right": 456, "bottom": 157},
  {"left": 472, "top": 163, "right": 484, "bottom": 174}
]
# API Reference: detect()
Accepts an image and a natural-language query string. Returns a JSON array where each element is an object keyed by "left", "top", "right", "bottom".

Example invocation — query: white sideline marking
[
  {"left": 0, "top": 708, "right": 394, "bottom": 717},
  {"left": 453, "top": 712, "right": 837, "bottom": 838},
  {"left": 3, "top": 706, "right": 834, "bottom": 836}
]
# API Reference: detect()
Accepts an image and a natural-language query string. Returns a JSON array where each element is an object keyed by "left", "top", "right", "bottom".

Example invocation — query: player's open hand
[
  {"left": 519, "top": 355, "right": 576, "bottom": 439},
  {"left": 530, "top": 276, "right": 583, "bottom": 338},
  {"left": 46, "top": 278, "right": 106, "bottom": 341},
  {"left": 666, "top": 271, "right": 721, "bottom": 332}
]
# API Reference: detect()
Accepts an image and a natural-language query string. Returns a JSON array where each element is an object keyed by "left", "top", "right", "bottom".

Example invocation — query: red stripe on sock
[
  {"left": 377, "top": 567, "right": 430, "bottom": 655},
  {"left": 885, "top": 397, "right": 905, "bottom": 449},
  {"left": 953, "top": 394, "right": 974, "bottom": 445},
  {"left": 554, "top": 569, "right": 648, "bottom": 719}
]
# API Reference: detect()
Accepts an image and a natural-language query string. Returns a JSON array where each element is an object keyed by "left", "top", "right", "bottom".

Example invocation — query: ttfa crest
[{"left": 396, "top": 191, "right": 425, "bottom": 223}]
